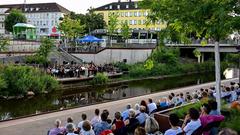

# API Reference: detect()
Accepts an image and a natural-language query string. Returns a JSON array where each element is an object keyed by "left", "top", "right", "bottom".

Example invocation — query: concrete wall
[{"left": 72, "top": 48, "right": 153, "bottom": 65}]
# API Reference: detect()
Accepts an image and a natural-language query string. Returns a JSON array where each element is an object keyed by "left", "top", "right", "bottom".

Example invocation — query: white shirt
[
  {"left": 81, "top": 129, "right": 95, "bottom": 135},
  {"left": 91, "top": 116, "right": 101, "bottom": 126},
  {"left": 78, "top": 120, "right": 86, "bottom": 133},
  {"left": 147, "top": 103, "right": 157, "bottom": 114},
  {"left": 66, "top": 133, "right": 78, "bottom": 135},
  {"left": 164, "top": 127, "right": 182, "bottom": 135},
  {"left": 183, "top": 119, "right": 201, "bottom": 135}
]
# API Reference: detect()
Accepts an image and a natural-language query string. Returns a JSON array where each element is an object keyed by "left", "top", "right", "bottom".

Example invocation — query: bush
[
  {"left": 0, "top": 65, "right": 59, "bottom": 97},
  {"left": 92, "top": 73, "right": 109, "bottom": 85},
  {"left": 220, "top": 109, "right": 240, "bottom": 133},
  {"left": 172, "top": 102, "right": 203, "bottom": 119}
]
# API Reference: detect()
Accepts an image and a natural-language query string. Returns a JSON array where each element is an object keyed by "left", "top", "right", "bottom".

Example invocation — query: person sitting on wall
[
  {"left": 182, "top": 108, "right": 202, "bottom": 135},
  {"left": 164, "top": 113, "right": 183, "bottom": 135}
]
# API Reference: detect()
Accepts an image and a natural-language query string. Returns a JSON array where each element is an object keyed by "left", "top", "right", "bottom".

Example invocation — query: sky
[{"left": 0, "top": 0, "right": 122, "bottom": 14}]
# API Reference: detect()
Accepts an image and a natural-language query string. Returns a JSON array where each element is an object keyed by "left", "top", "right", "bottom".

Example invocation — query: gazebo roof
[{"left": 13, "top": 23, "right": 36, "bottom": 28}]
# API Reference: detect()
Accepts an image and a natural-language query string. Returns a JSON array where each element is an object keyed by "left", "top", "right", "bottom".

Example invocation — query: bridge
[{"left": 165, "top": 43, "right": 239, "bottom": 53}]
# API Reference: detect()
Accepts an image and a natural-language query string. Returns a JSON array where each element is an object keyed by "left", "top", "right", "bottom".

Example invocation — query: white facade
[{"left": 25, "top": 12, "right": 64, "bottom": 36}]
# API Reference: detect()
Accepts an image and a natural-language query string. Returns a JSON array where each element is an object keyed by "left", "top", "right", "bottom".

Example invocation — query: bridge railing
[{"left": 165, "top": 39, "right": 239, "bottom": 46}]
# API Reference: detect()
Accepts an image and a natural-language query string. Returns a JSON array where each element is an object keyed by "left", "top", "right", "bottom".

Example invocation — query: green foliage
[
  {"left": 225, "top": 53, "right": 240, "bottom": 68},
  {"left": 114, "top": 62, "right": 129, "bottom": 72},
  {"left": 193, "top": 49, "right": 201, "bottom": 58},
  {"left": 0, "top": 65, "right": 59, "bottom": 97},
  {"left": 0, "top": 77, "right": 7, "bottom": 91},
  {"left": 120, "top": 21, "right": 131, "bottom": 45},
  {"left": 25, "top": 38, "right": 53, "bottom": 65},
  {"left": 0, "top": 37, "right": 10, "bottom": 52},
  {"left": 220, "top": 110, "right": 240, "bottom": 133},
  {"left": 151, "top": 46, "right": 180, "bottom": 65},
  {"left": 92, "top": 73, "right": 109, "bottom": 85},
  {"left": 141, "top": 0, "right": 239, "bottom": 42},
  {"left": 144, "top": 59, "right": 154, "bottom": 70},
  {"left": 172, "top": 102, "right": 203, "bottom": 119},
  {"left": 69, "top": 11, "right": 106, "bottom": 33},
  {"left": 107, "top": 13, "right": 119, "bottom": 36},
  {"left": 58, "top": 16, "right": 85, "bottom": 39},
  {"left": 4, "top": 9, "right": 27, "bottom": 32}
]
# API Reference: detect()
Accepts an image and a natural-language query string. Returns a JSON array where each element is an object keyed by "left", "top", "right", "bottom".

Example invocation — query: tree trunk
[{"left": 214, "top": 41, "right": 221, "bottom": 113}]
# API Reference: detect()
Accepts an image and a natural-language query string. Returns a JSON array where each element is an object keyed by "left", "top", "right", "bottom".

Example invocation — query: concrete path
[{"left": 0, "top": 78, "right": 238, "bottom": 135}]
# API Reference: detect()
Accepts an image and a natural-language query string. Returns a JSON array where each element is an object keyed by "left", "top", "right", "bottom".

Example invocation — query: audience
[
  {"left": 121, "top": 104, "right": 132, "bottom": 121},
  {"left": 49, "top": 119, "right": 65, "bottom": 135},
  {"left": 93, "top": 112, "right": 111, "bottom": 135},
  {"left": 182, "top": 108, "right": 201, "bottom": 135},
  {"left": 111, "top": 112, "right": 125, "bottom": 135},
  {"left": 48, "top": 82, "right": 240, "bottom": 135},
  {"left": 124, "top": 109, "right": 140, "bottom": 134},
  {"left": 134, "top": 127, "right": 146, "bottom": 135},
  {"left": 66, "top": 123, "right": 78, "bottom": 135},
  {"left": 147, "top": 98, "right": 157, "bottom": 114},
  {"left": 91, "top": 109, "right": 101, "bottom": 127},
  {"left": 81, "top": 120, "right": 95, "bottom": 135},
  {"left": 164, "top": 114, "right": 182, "bottom": 135},
  {"left": 78, "top": 113, "right": 88, "bottom": 134},
  {"left": 145, "top": 117, "right": 161, "bottom": 135},
  {"left": 136, "top": 106, "right": 149, "bottom": 126}
]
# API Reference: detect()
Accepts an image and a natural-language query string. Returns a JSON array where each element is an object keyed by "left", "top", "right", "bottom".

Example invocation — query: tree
[
  {"left": 58, "top": 16, "right": 85, "bottom": 45},
  {"left": 141, "top": 0, "right": 240, "bottom": 111},
  {"left": 120, "top": 21, "right": 131, "bottom": 47},
  {"left": 107, "top": 13, "right": 119, "bottom": 46},
  {"left": 0, "top": 37, "right": 10, "bottom": 52},
  {"left": 69, "top": 11, "right": 106, "bottom": 34},
  {"left": 4, "top": 9, "right": 27, "bottom": 32}
]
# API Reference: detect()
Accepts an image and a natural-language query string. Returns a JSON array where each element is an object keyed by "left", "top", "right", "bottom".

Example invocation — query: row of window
[
  {"left": 119, "top": 20, "right": 162, "bottom": 25},
  {"left": 109, "top": 11, "right": 149, "bottom": 17},
  {"left": 25, "top": 13, "right": 60, "bottom": 19},
  {"left": 27, "top": 19, "right": 58, "bottom": 27}
]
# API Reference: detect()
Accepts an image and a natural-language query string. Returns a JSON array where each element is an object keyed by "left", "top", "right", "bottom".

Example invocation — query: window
[
  {"left": 134, "top": 20, "right": 137, "bottom": 25},
  {"left": 117, "top": 5, "right": 120, "bottom": 9},
  {"left": 134, "top": 12, "right": 137, "bottom": 17},
  {"left": 142, "top": 20, "right": 146, "bottom": 25},
  {"left": 126, "top": 4, "right": 129, "bottom": 9},
  {"left": 109, "top": 5, "right": 112, "bottom": 9},
  {"left": 125, "top": 12, "right": 128, "bottom": 17},
  {"left": 138, "top": 12, "right": 142, "bottom": 17},
  {"left": 129, "top": 20, "right": 133, "bottom": 25},
  {"left": 129, "top": 12, "right": 133, "bottom": 17},
  {"left": 105, "top": 7, "right": 108, "bottom": 9},
  {"left": 121, "top": 12, "right": 124, "bottom": 17},
  {"left": 36, "top": 7, "right": 40, "bottom": 11},
  {"left": 51, "top": 20, "right": 54, "bottom": 26}
]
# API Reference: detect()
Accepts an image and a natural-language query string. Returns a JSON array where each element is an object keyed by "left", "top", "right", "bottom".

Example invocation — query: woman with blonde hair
[{"left": 145, "top": 117, "right": 162, "bottom": 135}]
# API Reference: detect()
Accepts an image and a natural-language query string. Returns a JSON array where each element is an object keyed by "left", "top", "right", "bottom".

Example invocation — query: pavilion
[{"left": 13, "top": 23, "right": 37, "bottom": 40}]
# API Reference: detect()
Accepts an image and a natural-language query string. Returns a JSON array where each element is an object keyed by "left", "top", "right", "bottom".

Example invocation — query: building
[
  {"left": 94, "top": 0, "right": 166, "bottom": 31},
  {"left": 0, "top": 3, "right": 70, "bottom": 37}
]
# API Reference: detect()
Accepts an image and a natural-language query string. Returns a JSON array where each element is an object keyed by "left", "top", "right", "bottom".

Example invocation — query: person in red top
[
  {"left": 200, "top": 103, "right": 225, "bottom": 135},
  {"left": 112, "top": 112, "right": 125, "bottom": 135}
]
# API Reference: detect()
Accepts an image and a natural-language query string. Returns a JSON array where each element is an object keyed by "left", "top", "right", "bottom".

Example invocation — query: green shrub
[
  {"left": 114, "top": 62, "right": 129, "bottom": 71},
  {"left": 92, "top": 73, "right": 109, "bottom": 85},
  {"left": 220, "top": 110, "right": 240, "bottom": 133},
  {"left": 0, "top": 65, "right": 59, "bottom": 97},
  {"left": 172, "top": 102, "right": 203, "bottom": 119}
]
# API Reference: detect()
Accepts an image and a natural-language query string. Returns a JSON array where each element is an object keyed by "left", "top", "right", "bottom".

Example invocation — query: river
[{"left": 0, "top": 72, "right": 234, "bottom": 121}]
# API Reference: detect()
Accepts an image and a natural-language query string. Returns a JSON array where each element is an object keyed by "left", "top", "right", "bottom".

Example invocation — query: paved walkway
[{"left": 0, "top": 78, "right": 238, "bottom": 135}]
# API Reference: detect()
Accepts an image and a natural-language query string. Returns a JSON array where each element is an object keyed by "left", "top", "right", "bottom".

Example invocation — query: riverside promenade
[{"left": 0, "top": 78, "right": 238, "bottom": 135}]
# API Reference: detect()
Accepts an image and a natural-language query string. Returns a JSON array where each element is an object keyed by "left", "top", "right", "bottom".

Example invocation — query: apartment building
[
  {"left": 94, "top": 0, "right": 165, "bottom": 31},
  {"left": 0, "top": 3, "right": 70, "bottom": 37}
]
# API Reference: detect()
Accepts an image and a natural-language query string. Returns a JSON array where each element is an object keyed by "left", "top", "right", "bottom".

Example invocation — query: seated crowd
[{"left": 48, "top": 82, "right": 240, "bottom": 135}]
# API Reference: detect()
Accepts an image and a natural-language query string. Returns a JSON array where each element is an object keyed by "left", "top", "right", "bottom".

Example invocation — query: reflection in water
[{"left": 0, "top": 72, "right": 224, "bottom": 121}]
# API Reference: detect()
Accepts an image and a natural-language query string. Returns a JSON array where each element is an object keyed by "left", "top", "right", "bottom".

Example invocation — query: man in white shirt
[
  {"left": 147, "top": 98, "right": 157, "bottom": 114},
  {"left": 77, "top": 113, "right": 88, "bottom": 134},
  {"left": 182, "top": 108, "right": 201, "bottom": 135},
  {"left": 91, "top": 109, "right": 101, "bottom": 127}
]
